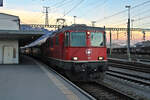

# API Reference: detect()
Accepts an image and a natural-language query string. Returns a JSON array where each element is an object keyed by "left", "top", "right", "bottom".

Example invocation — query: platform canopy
[
  {"left": 22, "top": 31, "right": 54, "bottom": 48},
  {"left": 0, "top": 30, "right": 43, "bottom": 39},
  {"left": 0, "top": 30, "right": 44, "bottom": 46}
]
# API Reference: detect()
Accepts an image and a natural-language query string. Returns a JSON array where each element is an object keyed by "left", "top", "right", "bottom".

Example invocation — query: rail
[
  {"left": 108, "top": 59, "right": 150, "bottom": 73},
  {"left": 75, "top": 81, "right": 136, "bottom": 100},
  {"left": 107, "top": 70, "right": 150, "bottom": 86}
]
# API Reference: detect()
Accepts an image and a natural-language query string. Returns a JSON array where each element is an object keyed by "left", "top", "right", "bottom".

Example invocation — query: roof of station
[
  {"left": 0, "top": 13, "right": 19, "bottom": 19},
  {"left": 22, "top": 31, "right": 54, "bottom": 48},
  {"left": 0, "top": 30, "right": 44, "bottom": 39}
]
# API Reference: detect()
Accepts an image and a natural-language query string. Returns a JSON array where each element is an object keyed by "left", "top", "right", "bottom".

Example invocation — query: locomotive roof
[
  {"left": 57, "top": 25, "right": 105, "bottom": 33},
  {"left": 22, "top": 25, "right": 105, "bottom": 48}
]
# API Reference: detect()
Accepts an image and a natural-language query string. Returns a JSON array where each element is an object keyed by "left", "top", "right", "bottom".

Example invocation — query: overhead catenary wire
[
  {"left": 133, "top": 16, "right": 150, "bottom": 28},
  {"left": 63, "top": 0, "right": 85, "bottom": 17},
  {"left": 51, "top": 0, "right": 75, "bottom": 13},
  {"left": 131, "top": 0, "right": 150, "bottom": 9},
  {"left": 54, "top": 0, "right": 75, "bottom": 9},
  {"left": 107, "top": 6, "right": 150, "bottom": 26},
  {"left": 96, "top": 0, "right": 150, "bottom": 22},
  {"left": 51, "top": 0, "right": 67, "bottom": 7},
  {"left": 134, "top": 15, "right": 150, "bottom": 22},
  {"left": 132, "top": 8, "right": 150, "bottom": 18},
  {"left": 108, "top": 10, "right": 150, "bottom": 26},
  {"left": 78, "top": 0, "right": 109, "bottom": 18},
  {"left": 134, "top": 22, "right": 150, "bottom": 28}
]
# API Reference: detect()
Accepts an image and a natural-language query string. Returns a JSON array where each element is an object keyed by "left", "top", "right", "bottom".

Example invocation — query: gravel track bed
[
  {"left": 106, "top": 71, "right": 150, "bottom": 86},
  {"left": 75, "top": 82, "right": 134, "bottom": 100},
  {"left": 109, "top": 67, "right": 150, "bottom": 81},
  {"left": 104, "top": 75, "right": 150, "bottom": 100},
  {"left": 108, "top": 62, "right": 150, "bottom": 73}
]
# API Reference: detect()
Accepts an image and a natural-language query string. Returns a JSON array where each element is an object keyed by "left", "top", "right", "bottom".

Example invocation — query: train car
[{"left": 41, "top": 25, "right": 108, "bottom": 81}]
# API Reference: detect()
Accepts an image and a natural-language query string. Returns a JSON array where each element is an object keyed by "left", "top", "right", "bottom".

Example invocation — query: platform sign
[{"left": 0, "top": 0, "right": 3, "bottom": 7}]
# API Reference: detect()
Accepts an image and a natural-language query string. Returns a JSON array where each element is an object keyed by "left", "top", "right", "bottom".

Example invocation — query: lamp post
[
  {"left": 73, "top": 16, "right": 77, "bottom": 24},
  {"left": 125, "top": 5, "right": 131, "bottom": 61}
]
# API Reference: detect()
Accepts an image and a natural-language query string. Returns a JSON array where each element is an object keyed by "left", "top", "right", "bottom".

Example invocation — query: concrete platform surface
[{"left": 0, "top": 56, "right": 94, "bottom": 100}]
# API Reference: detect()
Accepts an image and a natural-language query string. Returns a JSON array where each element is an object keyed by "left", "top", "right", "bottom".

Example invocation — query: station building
[{"left": 0, "top": 13, "right": 43, "bottom": 64}]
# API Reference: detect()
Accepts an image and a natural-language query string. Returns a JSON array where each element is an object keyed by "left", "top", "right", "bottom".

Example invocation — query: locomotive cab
[{"left": 63, "top": 29, "right": 108, "bottom": 81}]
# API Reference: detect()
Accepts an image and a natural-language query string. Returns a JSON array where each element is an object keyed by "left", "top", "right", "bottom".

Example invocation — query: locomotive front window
[
  {"left": 91, "top": 32, "right": 104, "bottom": 47},
  {"left": 71, "top": 32, "right": 86, "bottom": 47}
]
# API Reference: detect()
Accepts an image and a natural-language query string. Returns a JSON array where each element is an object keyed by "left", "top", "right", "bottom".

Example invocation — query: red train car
[{"left": 42, "top": 25, "right": 108, "bottom": 81}]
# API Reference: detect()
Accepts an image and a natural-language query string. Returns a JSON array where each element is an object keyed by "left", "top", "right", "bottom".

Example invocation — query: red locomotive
[
  {"left": 40, "top": 24, "right": 108, "bottom": 81},
  {"left": 22, "top": 24, "right": 108, "bottom": 81}
]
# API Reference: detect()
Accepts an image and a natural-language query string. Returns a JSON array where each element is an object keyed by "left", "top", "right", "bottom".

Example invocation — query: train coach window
[
  {"left": 91, "top": 32, "right": 104, "bottom": 47},
  {"left": 65, "top": 32, "right": 70, "bottom": 46},
  {"left": 71, "top": 32, "right": 86, "bottom": 47}
]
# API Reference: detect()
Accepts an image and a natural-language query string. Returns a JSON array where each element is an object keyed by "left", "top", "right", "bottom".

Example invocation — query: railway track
[
  {"left": 108, "top": 61, "right": 150, "bottom": 73},
  {"left": 106, "top": 70, "right": 150, "bottom": 86},
  {"left": 44, "top": 58, "right": 149, "bottom": 100},
  {"left": 75, "top": 81, "right": 136, "bottom": 100}
]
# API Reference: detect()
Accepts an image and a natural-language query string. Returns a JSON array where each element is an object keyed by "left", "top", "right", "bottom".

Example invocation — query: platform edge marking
[{"left": 33, "top": 59, "right": 80, "bottom": 100}]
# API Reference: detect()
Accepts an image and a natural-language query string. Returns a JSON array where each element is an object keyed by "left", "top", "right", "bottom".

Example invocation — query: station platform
[{"left": 0, "top": 56, "right": 95, "bottom": 100}]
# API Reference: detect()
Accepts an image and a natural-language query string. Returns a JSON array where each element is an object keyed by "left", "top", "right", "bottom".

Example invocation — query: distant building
[
  {"left": 0, "top": 13, "right": 43, "bottom": 64},
  {"left": 0, "top": 13, "right": 20, "bottom": 64},
  {"left": 0, "top": 13, "right": 20, "bottom": 30}
]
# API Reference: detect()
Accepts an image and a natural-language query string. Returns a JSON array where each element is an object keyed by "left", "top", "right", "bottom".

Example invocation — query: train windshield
[
  {"left": 70, "top": 32, "right": 86, "bottom": 47},
  {"left": 91, "top": 32, "right": 104, "bottom": 47}
]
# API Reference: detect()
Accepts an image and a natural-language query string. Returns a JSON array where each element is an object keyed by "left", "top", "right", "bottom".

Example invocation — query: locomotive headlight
[
  {"left": 72, "top": 57, "right": 78, "bottom": 61},
  {"left": 87, "top": 32, "right": 90, "bottom": 35},
  {"left": 98, "top": 56, "right": 104, "bottom": 60}
]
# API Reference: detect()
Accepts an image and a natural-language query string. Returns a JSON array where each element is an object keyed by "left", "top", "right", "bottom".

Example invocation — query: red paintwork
[
  {"left": 65, "top": 47, "right": 107, "bottom": 61},
  {"left": 42, "top": 29, "right": 107, "bottom": 61}
]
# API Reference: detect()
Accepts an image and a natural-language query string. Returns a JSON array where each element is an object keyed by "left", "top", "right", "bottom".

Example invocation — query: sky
[
  {"left": 1, "top": 0, "right": 150, "bottom": 26},
  {"left": 0, "top": 0, "right": 150, "bottom": 44}
]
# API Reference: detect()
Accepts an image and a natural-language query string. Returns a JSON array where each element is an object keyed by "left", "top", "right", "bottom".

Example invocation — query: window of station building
[
  {"left": 55, "top": 36, "right": 59, "bottom": 45},
  {"left": 64, "top": 32, "right": 70, "bottom": 46}
]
